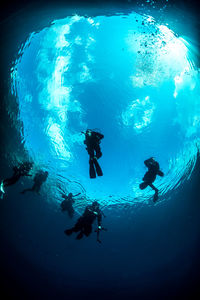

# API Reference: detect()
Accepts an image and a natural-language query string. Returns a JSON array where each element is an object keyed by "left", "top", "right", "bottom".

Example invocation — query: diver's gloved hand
[{"left": 95, "top": 226, "right": 107, "bottom": 232}]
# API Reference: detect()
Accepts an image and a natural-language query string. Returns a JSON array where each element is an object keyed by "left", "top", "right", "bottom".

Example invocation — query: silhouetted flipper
[
  {"left": 153, "top": 190, "right": 158, "bottom": 202},
  {"left": 64, "top": 229, "right": 73, "bottom": 236},
  {"left": 89, "top": 161, "right": 96, "bottom": 178},
  {"left": 76, "top": 231, "right": 84, "bottom": 240},
  {"left": 0, "top": 182, "right": 5, "bottom": 199},
  {"left": 93, "top": 158, "right": 103, "bottom": 176}
]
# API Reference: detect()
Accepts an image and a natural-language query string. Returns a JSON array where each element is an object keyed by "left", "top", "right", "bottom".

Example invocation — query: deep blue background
[{"left": 1, "top": 1, "right": 200, "bottom": 299}]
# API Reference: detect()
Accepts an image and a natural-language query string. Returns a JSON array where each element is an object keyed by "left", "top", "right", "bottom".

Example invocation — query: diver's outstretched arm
[
  {"left": 95, "top": 226, "right": 107, "bottom": 243},
  {"left": 95, "top": 132, "right": 104, "bottom": 140},
  {"left": 73, "top": 192, "right": 81, "bottom": 197},
  {"left": 3, "top": 175, "right": 21, "bottom": 187},
  {"left": 96, "top": 227, "right": 102, "bottom": 243},
  {"left": 101, "top": 210, "right": 106, "bottom": 218}
]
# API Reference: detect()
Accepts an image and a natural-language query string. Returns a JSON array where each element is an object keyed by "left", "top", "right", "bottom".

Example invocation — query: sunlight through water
[{"left": 11, "top": 12, "right": 200, "bottom": 210}]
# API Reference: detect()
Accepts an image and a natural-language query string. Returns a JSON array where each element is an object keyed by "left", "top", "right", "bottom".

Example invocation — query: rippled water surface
[{"left": 11, "top": 11, "right": 200, "bottom": 210}]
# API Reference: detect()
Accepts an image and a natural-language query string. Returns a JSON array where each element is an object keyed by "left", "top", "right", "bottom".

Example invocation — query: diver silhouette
[
  {"left": 60, "top": 192, "right": 81, "bottom": 218},
  {"left": 21, "top": 170, "right": 48, "bottom": 195},
  {"left": 139, "top": 157, "right": 164, "bottom": 202},
  {"left": 83, "top": 129, "right": 104, "bottom": 179},
  {"left": 64, "top": 201, "right": 106, "bottom": 243},
  {"left": 0, "top": 162, "right": 33, "bottom": 199}
]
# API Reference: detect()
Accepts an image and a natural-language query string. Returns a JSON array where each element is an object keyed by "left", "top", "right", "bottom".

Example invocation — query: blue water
[
  {"left": 11, "top": 12, "right": 200, "bottom": 207},
  {"left": 1, "top": 6, "right": 200, "bottom": 299}
]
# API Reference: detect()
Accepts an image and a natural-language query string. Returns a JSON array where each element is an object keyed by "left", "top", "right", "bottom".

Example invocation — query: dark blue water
[{"left": 1, "top": 1, "right": 200, "bottom": 299}]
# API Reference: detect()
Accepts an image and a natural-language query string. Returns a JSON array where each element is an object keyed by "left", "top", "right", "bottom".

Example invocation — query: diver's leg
[
  {"left": 65, "top": 222, "right": 80, "bottom": 236},
  {"left": 139, "top": 182, "right": 148, "bottom": 190},
  {"left": 94, "top": 144, "right": 102, "bottom": 159},
  {"left": 21, "top": 185, "right": 36, "bottom": 194},
  {"left": 149, "top": 183, "right": 158, "bottom": 192},
  {"left": 149, "top": 183, "right": 159, "bottom": 202},
  {"left": 83, "top": 223, "right": 92, "bottom": 237},
  {"left": 34, "top": 183, "right": 41, "bottom": 194},
  {"left": 89, "top": 158, "right": 96, "bottom": 178},
  {"left": 75, "top": 218, "right": 87, "bottom": 239},
  {"left": 60, "top": 200, "right": 66, "bottom": 211},
  {"left": 64, "top": 228, "right": 74, "bottom": 236},
  {"left": 20, "top": 188, "right": 33, "bottom": 194},
  {"left": 93, "top": 158, "right": 103, "bottom": 176},
  {"left": 21, "top": 183, "right": 40, "bottom": 194},
  {"left": 76, "top": 231, "right": 84, "bottom": 240},
  {"left": 3, "top": 175, "right": 21, "bottom": 187},
  {"left": 91, "top": 145, "right": 103, "bottom": 176},
  {"left": 68, "top": 206, "right": 75, "bottom": 218},
  {"left": 65, "top": 216, "right": 83, "bottom": 236},
  {"left": 88, "top": 147, "right": 96, "bottom": 178}
]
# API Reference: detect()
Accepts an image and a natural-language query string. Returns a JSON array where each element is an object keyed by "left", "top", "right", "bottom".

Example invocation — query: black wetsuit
[
  {"left": 140, "top": 158, "right": 164, "bottom": 201},
  {"left": 84, "top": 131, "right": 104, "bottom": 178},
  {"left": 3, "top": 163, "right": 32, "bottom": 187},
  {"left": 143, "top": 159, "right": 161, "bottom": 185},
  {"left": 84, "top": 131, "right": 104, "bottom": 159},
  {"left": 61, "top": 195, "right": 75, "bottom": 218},
  {"left": 65, "top": 204, "right": 102, "bottom": 239},
  {"left": 21, "top": 171, "right": 48, "bottom": 194}
]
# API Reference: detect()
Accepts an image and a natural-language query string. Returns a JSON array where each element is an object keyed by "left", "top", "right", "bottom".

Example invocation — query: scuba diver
[
  {"left": 60, "top": 192, "right": 81, "bottom": 218},
  {"left": 139, "top": 157, "right": 164, "bottom": 202},
  {"left": 0, "top": 162, "right": 33, "bottom": 199},
  {"left": 65, "top": 201, "right": 106, "bottom": 243},
  {"left": 83, "top": 129, "right": 104, "bottom": 179},
  {"left": 21, "top": 170, "right": 48, "bottom": 195}
]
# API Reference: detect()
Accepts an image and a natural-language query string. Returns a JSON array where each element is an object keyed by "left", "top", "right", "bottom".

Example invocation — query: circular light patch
[{"left": 11, "top": 12, "right": 200, "bottom": 208}]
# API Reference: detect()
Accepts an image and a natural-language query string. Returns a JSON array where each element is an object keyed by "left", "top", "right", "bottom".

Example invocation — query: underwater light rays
[
  {"left": 121, "top": 95, "right": 155, "bottom": 132},
  {"left": 11, "top": 12, "right": 200, "bottom": 206}
]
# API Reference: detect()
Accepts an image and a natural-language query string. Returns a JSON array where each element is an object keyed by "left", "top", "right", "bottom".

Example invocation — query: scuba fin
[
  {"left": 0, "top": 181, "right": 5, "bottom": 199},
  {"left": 89, "top": 160, "right": 96, "bottom": 178},
  {"left": 0, "top": 181, "right": 5, "bottom": 194},
  {"left": 76, "top": 231, "right": 84, "bottom": 240},
  {"left": 93, "top": 158, "right": 103, "bottom": 176},
  {"left": 64, "top": 229, "right": 73, "bottom": 236},
  {"left": 153, "top": 190, "right": 159, "bottom": 203}
]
